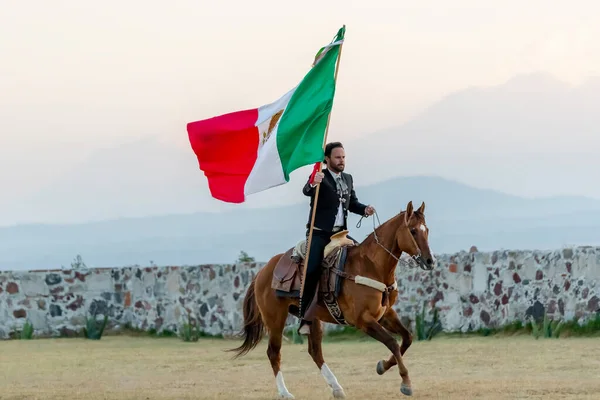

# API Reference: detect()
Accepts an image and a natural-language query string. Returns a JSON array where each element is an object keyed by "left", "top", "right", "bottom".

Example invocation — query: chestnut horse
[{"left": 228, "top": 201, "right": 435, "bottom": 398}]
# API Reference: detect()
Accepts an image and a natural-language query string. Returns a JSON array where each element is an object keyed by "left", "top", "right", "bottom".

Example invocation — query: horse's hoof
[
  {"left": 400, "top": 383, "right": 413, "bottom": 396},
  {"left": 332, "top": 388, "right": 346, "bottom": 399},
  {"left": 376, "top": 360, "right": 385, "bottom": 375}
]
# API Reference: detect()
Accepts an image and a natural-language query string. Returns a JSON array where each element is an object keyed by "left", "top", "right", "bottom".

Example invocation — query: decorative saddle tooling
[{"left": 271, "top": 230, "right": 398, "bottom": 325}]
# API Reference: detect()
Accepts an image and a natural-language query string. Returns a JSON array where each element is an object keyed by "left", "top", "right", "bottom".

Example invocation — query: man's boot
[
  {"left": 298, "top": 292, "right": 312, "bottom": 335},
  {"left": 298, "top": 319, "right": 311, "bottom": 335},
  {"left": 298, "top": 231, "right": 326, "bottom": 336},
  {"left": 298, "top": 284, "right": 317, "bottom": 335}
]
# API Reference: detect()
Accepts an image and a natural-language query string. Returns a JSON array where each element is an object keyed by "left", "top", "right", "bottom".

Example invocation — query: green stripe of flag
[{"left": 276, "top": 26, "right": 345, "bottom": 181}]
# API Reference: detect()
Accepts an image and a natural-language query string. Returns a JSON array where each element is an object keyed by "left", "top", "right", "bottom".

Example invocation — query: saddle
[{"left": 271, "top": 230, "right": 356, "bottom": 324}]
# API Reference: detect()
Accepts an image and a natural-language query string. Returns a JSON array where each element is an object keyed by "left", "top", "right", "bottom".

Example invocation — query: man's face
[{"left": 327, "top": 147, "right": 345, "bottom": 173}]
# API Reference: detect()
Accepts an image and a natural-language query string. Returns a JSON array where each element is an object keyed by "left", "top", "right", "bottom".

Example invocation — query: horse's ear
[
  {"left": 418, "top": 202, "right": 425, "bottom": 214},
  {"left": 405, "top": 201, "right": 414, "bottom": 224}
]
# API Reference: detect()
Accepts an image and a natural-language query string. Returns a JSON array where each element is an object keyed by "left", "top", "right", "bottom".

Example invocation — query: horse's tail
[{"left": 227, "top": 277, "right": 264, "bottom": 358}]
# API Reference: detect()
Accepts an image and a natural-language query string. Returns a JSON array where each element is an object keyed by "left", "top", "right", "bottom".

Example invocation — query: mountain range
[
  {"left": 1, "top": 72, "right": 599, "bottom": 270},
  {"left": 1, "top": 72, "right": 599, "bottom": 226},
  {"left": 342, "top": 73, "right": 600, "bottom": 199},
  {"left": 1, "top": 175, "right": 599, "bottom": 271}
]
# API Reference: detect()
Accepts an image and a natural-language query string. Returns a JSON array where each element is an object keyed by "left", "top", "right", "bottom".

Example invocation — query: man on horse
[{"left": 298, "top": 141, "right": 375, "bottom": 335}]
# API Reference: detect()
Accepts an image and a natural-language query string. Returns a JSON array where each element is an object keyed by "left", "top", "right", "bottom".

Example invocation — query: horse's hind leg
[
  {"left": 307, "top": 320, "right": 346, "bottom": 399},
  {"left": 263, "top": 302, "right": 295, "bottom": 399},
  {"left": 376, "top": 308, "right": 413, "bottom": 376}
]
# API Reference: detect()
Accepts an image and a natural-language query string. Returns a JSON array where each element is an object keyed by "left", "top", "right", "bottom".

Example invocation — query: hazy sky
[{"left": 2, "top": 0, "right": 600, "bottom": 203}]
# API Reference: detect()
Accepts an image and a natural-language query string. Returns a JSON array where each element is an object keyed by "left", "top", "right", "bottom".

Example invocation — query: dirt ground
[{"left": 1, "top": 334, "right": 600, "bottom": 399}]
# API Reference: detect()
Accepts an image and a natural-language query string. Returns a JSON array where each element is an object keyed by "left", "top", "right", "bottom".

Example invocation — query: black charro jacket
[{"left": 302, "top": 168, "right": 368, "bottom": 233}]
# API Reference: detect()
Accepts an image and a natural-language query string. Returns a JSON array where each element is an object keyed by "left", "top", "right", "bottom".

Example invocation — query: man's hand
[
  {"left": 365, "top": 205, "right": 375, "bottom": 216},
  {"left": 312, "top": 171, "right": 324, "bottom": 184}
]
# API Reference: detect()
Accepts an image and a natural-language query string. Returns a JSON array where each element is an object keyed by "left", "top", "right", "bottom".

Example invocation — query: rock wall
[{"left": 1, "top": 246, "right": 599, "bottom": 339}]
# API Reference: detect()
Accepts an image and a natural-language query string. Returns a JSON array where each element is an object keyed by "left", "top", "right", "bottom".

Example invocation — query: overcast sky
[{"left": 2, "top": 0, "right": 599, "bottom": 206}]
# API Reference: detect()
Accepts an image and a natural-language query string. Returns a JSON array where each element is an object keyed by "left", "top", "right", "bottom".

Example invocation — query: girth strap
[{"left": 330, "top": 267, "right": 398, "bottom": 307}]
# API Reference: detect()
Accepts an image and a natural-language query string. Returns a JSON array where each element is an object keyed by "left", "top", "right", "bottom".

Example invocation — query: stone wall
[{"left": 1, "top": 246, "right": 599, "bottom": 339}]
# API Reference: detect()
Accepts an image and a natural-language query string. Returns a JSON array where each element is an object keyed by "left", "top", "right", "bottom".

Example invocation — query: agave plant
[
  {"left": 529, "top": 312, "right": 563, "bottom": 339},
  {"left": 83, "top": 314, "right": 109, "bottom": 340},
  {"left": 415, "top": 301, "right": 442, "bottom": 341}
]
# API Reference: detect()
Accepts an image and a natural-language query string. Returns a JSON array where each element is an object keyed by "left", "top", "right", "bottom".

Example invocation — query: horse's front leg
[
  {"left": 307, "top": 319, "right": 346, "bottom": 398},
  {"left": 376, "top": 307, "right": 413, "bottom": 376},
  {"left": 358, "top": 312, "right": 413, "bottom": 396}
]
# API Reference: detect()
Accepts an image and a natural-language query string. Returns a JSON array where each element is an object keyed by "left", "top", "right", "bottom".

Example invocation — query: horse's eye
[{"left": 410, "top": 228, "right": 417, "bottom": 235}]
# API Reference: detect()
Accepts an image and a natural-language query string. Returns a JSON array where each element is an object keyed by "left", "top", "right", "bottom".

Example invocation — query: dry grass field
[{"left": 1, "top": 334, "right": 600, "bottom": 399}]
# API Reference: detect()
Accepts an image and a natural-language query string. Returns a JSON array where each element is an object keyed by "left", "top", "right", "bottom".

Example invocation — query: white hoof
[
  {"left": 275, "top": 371, "right": 294, "bottom": 399},
  {"left": 321, "top": 363, "right": 345, "bottom": 398}
]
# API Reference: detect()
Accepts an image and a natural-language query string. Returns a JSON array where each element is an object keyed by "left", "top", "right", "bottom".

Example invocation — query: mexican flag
[{"left": 187, "top": 26, "right": 345, "bottom": 203}]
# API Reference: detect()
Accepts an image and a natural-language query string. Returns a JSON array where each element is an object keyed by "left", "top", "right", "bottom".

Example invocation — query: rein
[{"left": 356, "top": 211, "right": 418, "bottom": 269}]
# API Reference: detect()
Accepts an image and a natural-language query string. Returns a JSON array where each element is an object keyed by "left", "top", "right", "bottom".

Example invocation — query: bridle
[{"left": 357, "top": 210, "right": 431, "bottom": 271}]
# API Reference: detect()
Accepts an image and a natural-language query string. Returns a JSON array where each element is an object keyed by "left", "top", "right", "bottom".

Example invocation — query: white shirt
[{"left": 327, "top": 168, "right": 345, "bottom": 228}]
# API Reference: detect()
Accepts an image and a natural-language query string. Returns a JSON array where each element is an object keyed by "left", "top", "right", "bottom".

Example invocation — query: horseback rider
[{"left": 298, "top": 141, "right": 375, "bottom": 335}]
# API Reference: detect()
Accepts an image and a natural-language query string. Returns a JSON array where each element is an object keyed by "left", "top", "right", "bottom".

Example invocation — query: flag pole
[{"left": 298, "top": 25, "right": 345, "bottom": 321}]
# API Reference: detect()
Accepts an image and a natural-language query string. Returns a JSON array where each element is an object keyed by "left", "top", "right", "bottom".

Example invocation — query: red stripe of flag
[{"left": 187, "top": 108, "right": 259, "bottom": 203}]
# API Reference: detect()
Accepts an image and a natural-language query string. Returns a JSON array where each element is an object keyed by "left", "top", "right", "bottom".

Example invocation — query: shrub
[
  {"left": 180, "top": 311, "right": 200, "bottom": 342},
  {"left": 18, "top": 320, "right": 34, "bottom": 340}
]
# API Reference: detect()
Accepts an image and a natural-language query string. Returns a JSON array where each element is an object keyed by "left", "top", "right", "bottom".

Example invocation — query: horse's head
[{"left": 396, "top": 201, "right": 435, "bottom": 271}]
